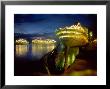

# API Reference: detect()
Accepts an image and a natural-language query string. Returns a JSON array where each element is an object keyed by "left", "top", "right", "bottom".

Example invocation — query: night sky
[{"left": 14, "top": 14, "right": 97, "bottom": 34}]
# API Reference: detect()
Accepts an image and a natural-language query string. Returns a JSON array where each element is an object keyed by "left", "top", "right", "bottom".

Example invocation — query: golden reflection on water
[
  {"left": 32, "top": 44, "right": 55, "bottom": 58},
  {"left": 16, "top": 44, "right": 56, "bottom": 58},
  {"left": 16, "top": 45, "right": 29, "bottom": 57}
]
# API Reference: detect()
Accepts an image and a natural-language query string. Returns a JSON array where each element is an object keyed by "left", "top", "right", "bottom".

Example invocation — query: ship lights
[
  {"left": 56, "top": 22, "right": 88, "bottom": 47},
  {"left": 32, "top": 38, "right": 56, "bottom": 44},
  {"left": 16, "top": 39, "right": 29, "bottom": 45}
]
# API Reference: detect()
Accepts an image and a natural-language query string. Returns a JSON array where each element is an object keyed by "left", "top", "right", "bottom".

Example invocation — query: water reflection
[
  {"left": 16, "top": 45, "right": 29, "bottom": 57},
  {"left": 32, "top": 44, "right": 55, "bottom": 59},
  {"left": 15, "top": 44, "right": 56, "bottom": 60}
]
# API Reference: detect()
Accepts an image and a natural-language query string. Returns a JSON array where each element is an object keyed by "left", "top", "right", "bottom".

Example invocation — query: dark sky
[{"left": 14, "top": 14, "right": 97, "bottom": 34}]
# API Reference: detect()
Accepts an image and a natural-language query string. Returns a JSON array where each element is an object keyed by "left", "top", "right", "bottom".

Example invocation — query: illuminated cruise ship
[{"left": 55, "top": 22, "right": 89, "bottom": 47}]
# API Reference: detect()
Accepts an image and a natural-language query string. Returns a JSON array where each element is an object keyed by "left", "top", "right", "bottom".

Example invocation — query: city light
[
  {"left": 32, "top": 38, "right": 56, "bottom": 44},
  {"left": 16, "top": 39, "right": 29, "bottom": 45}
]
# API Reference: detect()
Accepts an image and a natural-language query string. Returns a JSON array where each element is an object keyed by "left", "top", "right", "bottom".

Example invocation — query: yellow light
[
  {"left": 32, "top": 38, "right": 56, "bottom": 44},
  {"left": 16, "top": 39, "right": 29, "bottom": 44}
]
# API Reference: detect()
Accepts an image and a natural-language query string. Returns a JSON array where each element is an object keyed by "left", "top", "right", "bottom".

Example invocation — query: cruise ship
[{"left": 55, "top": 22, "right": 89, "bottom": 47}]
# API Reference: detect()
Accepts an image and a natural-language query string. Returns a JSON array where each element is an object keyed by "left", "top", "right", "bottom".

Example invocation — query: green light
[{"left": 89, "top": 31, "right": 93, "bottom": 37}]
